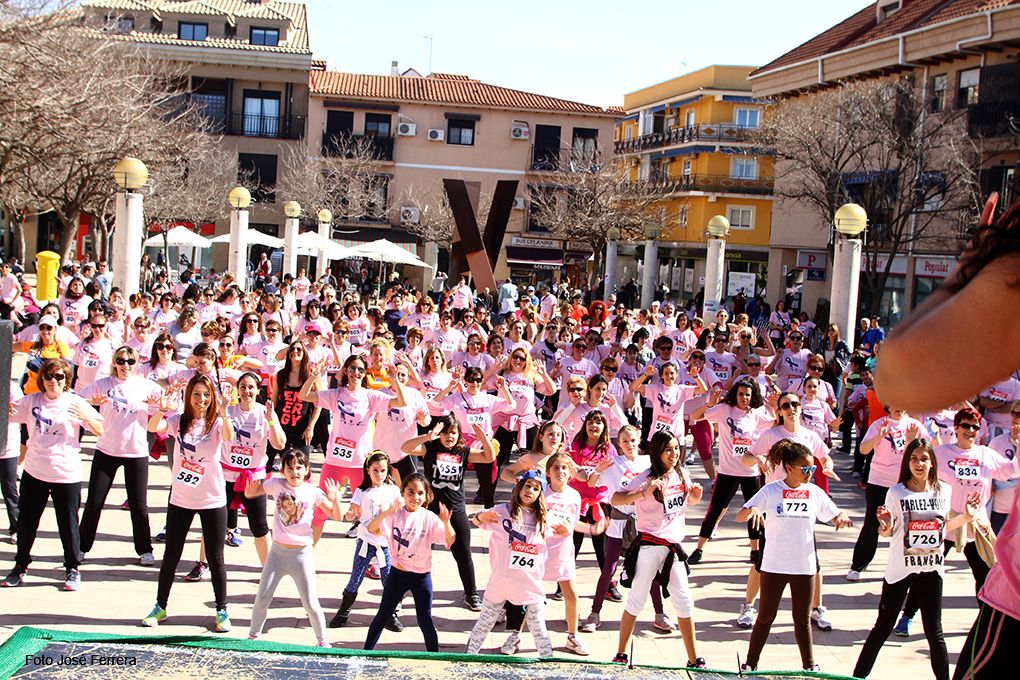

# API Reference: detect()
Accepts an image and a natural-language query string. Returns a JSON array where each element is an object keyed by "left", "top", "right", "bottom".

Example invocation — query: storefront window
[
  {"left": 875, "top": 275, "right": 907, "bottom": 327},
  {"left": 912, "top": 277, "right": 942, "bottom": 310}
]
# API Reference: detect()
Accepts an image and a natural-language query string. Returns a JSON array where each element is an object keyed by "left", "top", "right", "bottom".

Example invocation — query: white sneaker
[
  {"left": 846, "top": 569, "right": 861, "bottom": 582},
  {"left": 139, "top": 552, "right": 156, "bottom": 567},
  {"left": 578, "top": 612, "right": 600, "bottom": 632},
  {"left": 737, "top": 602, "right": 757, "bottom": 629},
  {"left": 811, "top": 606, "right": 833, "bottom": 631},
  {"left": 500, "top": 632, "right": 520, "bottom": 655},
  {"left": 653, "top": 612, "right": 674, "bottom": 632},
  {"left": 565, "top": 633, "right": 590, "bottom": 656}
]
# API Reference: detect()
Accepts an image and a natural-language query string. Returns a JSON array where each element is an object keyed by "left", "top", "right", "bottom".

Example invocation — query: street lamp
[
  {"left": 604, "top": 226, "right": 620, "bottom": 301},
  {"left": 283, "top": 201, "right": 301, "bottom": 279},
  {"left": 111, "top": 156, "right": 148, "bottom": 296},
  {"left": 830, "top": 203, "right": 867, "bottom": 348},
  {"left": 228, "top": 186, "right": 252, "bottom": 291},
  {"left": 640, "top": 222, "right": 661, "bottom": 309},
  {"left": 703, "top": 215, "right": 730, "bottom": 317},
  {"left": 316, "top": 209, "right": 332, "bottom": 281}
]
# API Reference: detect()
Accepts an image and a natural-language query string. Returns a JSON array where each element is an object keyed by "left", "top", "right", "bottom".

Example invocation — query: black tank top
[{"left": 276, "top": 381, "right": 313, "bottom": 436}]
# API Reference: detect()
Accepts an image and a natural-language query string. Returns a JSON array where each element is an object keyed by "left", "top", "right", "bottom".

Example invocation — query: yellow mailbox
[{"left": 35, "top": 251, "right": 61, "bottom": 302}]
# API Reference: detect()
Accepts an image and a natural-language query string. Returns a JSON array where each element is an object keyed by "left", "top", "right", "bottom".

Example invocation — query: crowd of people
[{"left": 2, "top": 219, "right": 1018, "bottom": 678}]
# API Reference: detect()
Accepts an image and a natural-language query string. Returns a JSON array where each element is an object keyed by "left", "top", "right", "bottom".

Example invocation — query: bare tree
[
  {"left": 393, "top": 183, "right": 500, "bottom": 251},
  {"left": 754, "top": 78, "right": 980, "bottom": 316}
]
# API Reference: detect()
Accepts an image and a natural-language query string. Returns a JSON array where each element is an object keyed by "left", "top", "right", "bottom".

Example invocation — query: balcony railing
[
  {"left": 322, "top": 133, "right": 395, "bottom": 161},
  {"left": 968, "top": 99, "right": 1020, "bottom": 138},
  {"left": 218, "top": 113, "right": 305, "bottom": 140},
  {"left": 529, "top": 145, "right": 600, "bottom": 172},
  {"left": 615, "top": 123, "right": 757, "bottom": 154},
  {"left": 642, "top": 173, "right": 774, "bottom": 196}
]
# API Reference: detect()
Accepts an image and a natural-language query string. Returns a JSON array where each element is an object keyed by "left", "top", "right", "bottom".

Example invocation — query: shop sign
[
  {"left": 796, "top": 250, "right": 826, "bottom": 270},
  {"left": 914, "top": 256, "right": 954, "bottom": 278},
  {"left": 511, "top": 236, "right": 558, "bottom": 249},
  {"left": 862, "top": 253, "right": 908, "bottom": 275}
]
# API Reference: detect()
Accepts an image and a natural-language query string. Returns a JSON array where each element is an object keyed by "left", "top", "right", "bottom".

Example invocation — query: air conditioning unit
[
  {"left": 510, "top": 122, "right": 529, "bottom": 140},
  {"left": 397, "top": 122, "right": 417, "bottom": 136},
  {"left": 427, "top": 128, "right": 445, "bottom": 142},
  {"left": 400, "top": 207, "right": 421, "bottom": 224},
  {"left": 512, "top": 196, "right": 526, "bottom": 210}
]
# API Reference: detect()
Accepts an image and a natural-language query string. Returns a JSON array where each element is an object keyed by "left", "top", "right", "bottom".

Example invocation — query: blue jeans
[
  {"left": 364, "top": 568, "right": 438, "bottom": 651},
  {"left": 344, "top": 539, "right": 391, "bottom": 595}
]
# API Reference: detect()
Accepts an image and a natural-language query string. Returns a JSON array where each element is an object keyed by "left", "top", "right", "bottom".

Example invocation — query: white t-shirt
[
  {"left": 882, "top": 482, "right": 952, "bottom": 584},
  {"left": 744, "top": 480, "right": 839, "bottom": 575},
  {"left": 352, "top": 484, "right": 402, "bottom": 548},
  {"left": 600, "top": 454, "right": 651, "bottom": 539}
]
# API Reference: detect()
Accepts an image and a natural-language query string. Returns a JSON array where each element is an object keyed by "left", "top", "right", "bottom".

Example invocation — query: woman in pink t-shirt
[
  {"left": 142, "top": 373, "right": 235, "bottom": 633},
  {"left": 4, "top": 359, "right": 103, "bottom": 591},
  {"left": 568, "top": 410, "right": 617, "bottom": 572},
  {"left": 300, "top": 354, "right": 406, "bottom": 542}
]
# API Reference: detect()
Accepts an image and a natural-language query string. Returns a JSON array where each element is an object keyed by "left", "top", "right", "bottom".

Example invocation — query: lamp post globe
[
  {"left": 284, "top": 201, "right": 302, "bottom": 218},
  {"left": 706, "top": 214, "right": 730, "bottom": 239},
  {"left": 228, "top": 186, "right": 252, "bottom": 210},
  {"left": 317, "top": 208, "right": 332, "bottom": 224},
  {"left": 112, "top": 157, "right": 148, "bottom": 191},
  {"left": 834, "top": 203, "right": 867, "bottom": 237}
]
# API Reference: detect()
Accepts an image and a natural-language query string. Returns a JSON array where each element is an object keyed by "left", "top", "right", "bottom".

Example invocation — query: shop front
[{"left": 505, "top": 236, "right": 564, "bottom": 287}]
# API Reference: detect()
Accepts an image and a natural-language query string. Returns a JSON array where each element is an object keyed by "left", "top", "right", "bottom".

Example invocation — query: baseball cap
[
  {"left": 304, "top": 324, "right": 321, "bottom": 334},
  {"left": 38, "top": 315, "right": 58, "bottom": 328}
]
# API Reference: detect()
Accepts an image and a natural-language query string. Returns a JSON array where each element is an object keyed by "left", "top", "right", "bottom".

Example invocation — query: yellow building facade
[{"left": 615, "top": 65, "right": 773, "bottom": 304}]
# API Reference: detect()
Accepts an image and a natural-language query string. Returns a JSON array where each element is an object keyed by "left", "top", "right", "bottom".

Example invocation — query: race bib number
[
  {"left": 441, "top": 341, "right": 457, "bottom": 354},
  {"left": 349, "top": 328, "right": 363, "bottom": 344},
  {"left": 620, "top": 469, "right": 640, "bottom": 488},
  {"left": 954, "top": 457, "right": 980, "bottom": 481},
  {"left": 423, "top": 386, "right": 441, "bottom": 401},
  {"left": 508, "top": 382, "right": 530, "bottom": 397},
  {"left": 890, "top": 431, "right": 906, "bottom": 451},
  {"left": 663, "top": 483, "right": 686, "bottom": 517},
  {"left": 435, "top": 452, "right": 461, "bottom": 479},
  {"left": 329, "top": 436, "right": 357, "bottom": 462},
  {"left": 466, "top": 408, "right": 486, "bottom": 426},
  {"left": 654, "top": 414, "right": 674, "bottom": 433},
  {"left": 508, "top": 540, "right": 539, "bottom": 573},
  {"left": 228, "top": 445, "right": 254, "bottom": 468},
  {"left": 733, "top": 437, "right": 752, "bottom": 457},
  {"left": 83, "top": 353, "right": 100, "bottom": 369},
  {"left": 781, "top": 488, "right": 811, "bottom": 517},
  {"left": 907, "top": 519, "right": 942, "bottom": 551},
  {"left": 175, "top": 460, "right": 205, "bottom": 488}
]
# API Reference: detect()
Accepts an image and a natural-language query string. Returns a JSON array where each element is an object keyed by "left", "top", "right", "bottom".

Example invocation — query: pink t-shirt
[
  {"left": 631, "top": 467, "right": 694, "bottom": 545},
  {"left": 555, "top": 402, "right": 592, "bottom": 444},
  {"left": 864, "top": 416, "right": 927, "bottom": 488},
  {"left": 4, "top": 383, "right": 23, "bottom": 460},
  {"left": 426, "top": 327, "right": 465, "bottom": 355},
  {"left": 450, "top": 351, "right": 494, "bottom": 374},
  {"left": 373, "top": 387, "right": 428, "bottom": 463},
  {"left": 316, "top": 386, "right": 391, "bottom": 468},
  {"left": 979, "top": 474, "right": 1020, "bottom": 619},
  {"left": 493, "top": 371, "right": 540, "bottom": 433},
  {"left": 246, "top": 340, "right": 287, "bottom": 383},
  {"left": 419, "top": 371, "right": 452, "bottom": 417},
  {"left": 705, "top": 403, "right": 774, "bottom": 477},
  {"left": 441, "top": 391, "right": 509, "bottom": 441},
  {"left": 406, "top": 312, "right": 438, "bottom": 333},
  {"left": 72, "top": 338, "right": 114, "bottom": 388},
  {"left": 645, "top": 383, "right": 697, "bottom": 439},
  {"left": 557, "top": 356, "right": 598, "bottom": 402},
  {"left": 480, "top": 504, "right": 550, "bottom": 606},
  {"left": 936, "top": 443, "right": 1019, "bottom": 520},
  {"left": 669, "top": 329, "right": 698, "bottom": 360},
  {"left": 800, "top": 396, "right": 837, "bottom": 441},
  {"left": 753, "top": 425, "right": 830, "bottom": 484},
  {"left": 12, "top": 391, "right": 98, "bottom": 483},
  {"left": 223, "top": 403, "right": 272, "bottom": 481},
  {"left": 775, "top": 348, "right": 812, "bottom": 390},
  {"left": 543, "top": 486, "right": 582, "bottom": 582},
  {"left": 568, "top": 441, "right": 618, "bottom": 510},
  {"left": 263, "top": 477, "right": 326, "bottom": 547},
  {"left": 384, "top": 507, "right": 447, "bottom": 573},
  {"left": 166, "top": 414, "right": 227, "bottom": 510},
  {"left": 77, "top": 375, "right": 162, "bottom": 458}
]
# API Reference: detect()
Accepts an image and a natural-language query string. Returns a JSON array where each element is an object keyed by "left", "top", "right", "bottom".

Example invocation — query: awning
[
  {"left": 722, "top": 95, "right": 758, "bottom": 103},
  {"left": 506, "top": 245, "right": 562, "bottom": 270},
  {"left": 668, "top": 96, "right": 699, "bottom": 109}
]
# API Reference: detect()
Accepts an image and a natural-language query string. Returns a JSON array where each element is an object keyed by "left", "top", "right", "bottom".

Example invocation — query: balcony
[
  {"left": 968, "top": 98, "right": 1020, "bottom": 138},
  {"left": 321, "top": 133, "right": 395, "bottom": 161},
  {"left": 643, "top": 173, "right": 774, "bottom": 196},
  {"left": 529, "top": 145, "right": 599, "bottom": 172},
  {"left": 615, "top": 123, "right": 757, "bottom": 154},
  {"left": 220, "top": 113, "right": 305, "bottom": 140}
]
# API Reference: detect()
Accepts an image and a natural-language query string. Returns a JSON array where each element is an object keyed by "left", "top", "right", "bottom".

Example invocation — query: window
[
  {"left": 447, "top": 119, "right": 474, "bottom": 145},
  {"left": 735, "top": 108, "right": 761, "bottom": 128},
  {"left": 178, "top": 22, "right": 208, "bottom": 41},
  {"left": 727, "top": 206, "right": 754, "bottom": 230},
  {"left": 625, "top": 126, "right": 633, "bottom": 140},
  {"left": 364, "top": 176, "right": 390, "bottom": 221},
  {"left": 685, "top": 110, "right": 695, "bottom": 127},
  {"left": 104, "top": 13, "right": 134, "bottom": 33},
  {"left": 931, "top": 74, "right": 948, "bottom": 112},
  {"left": 238, "top": 153, "right": 278, "bottom": 204},
  {"left": 731, "top": 157, "right": 758, "bottom": 179},
  {"left": 681, "top": 158, "right": 692, "bottom": 177},
  {"left": 528, "top": 187, "right": 554, "bottom": 233},
  {"left": 242, "top": 90, "right": 281, "bottom": 137},
  {"left": 364, "top": 113, "right": 391, "bottom": 137},
  {"left": 879, "top": 1, "right": 901, "bottom": 21},
  {"left": 678, "top": 204, "right": 689, "bottom": 228},
  {"left": 571, "top": 128, "right": 598, "bottom": 169},
  {"left": 191, "top": 78, "right": 226, "bottom": 131},
  {"left": 958, "top": 68, "right": 980, "bottom": 108},
  {"left": 250, "top": 27, "right": 280, "bottom": 46}
]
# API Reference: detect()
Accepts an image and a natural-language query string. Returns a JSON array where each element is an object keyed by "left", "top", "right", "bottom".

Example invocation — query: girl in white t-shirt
[
  {"left": 245, "top": 448, "right": 342, "bottom": 647},
  {"left": 329, "top": 452, "right": 402, "bottom": 630},
  {"left": 737, "top": 440, "right": 852, "bottom": 673},
  {"left": 853, "top": 439, "right": 980, "bottom": 680}
]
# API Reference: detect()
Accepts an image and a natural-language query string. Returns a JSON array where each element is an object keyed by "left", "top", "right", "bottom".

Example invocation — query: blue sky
[{"left": 305, "top": 0, "right": 869, "bottom": 107}]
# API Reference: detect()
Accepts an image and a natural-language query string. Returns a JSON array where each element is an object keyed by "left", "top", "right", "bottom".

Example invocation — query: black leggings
[
  {"left": 572, "top": 505, "right": 606, "bottom": 571},
  {"left": 14, "top": 472, "right": 81, "bottom": 571},
  {"left": 953, "top": 602, "right": 1019, "bottom": 680},
  {"left": 432, "top": 503, "right": 476, "bottom": 597},
  {"left": 158, "top": 503, "right": 228, "bottom": 610},
  {"left": 746, "top": 571, "right": 815, "bottom": 669},
  {"left": 493, "top": 425, "right": 537, "bottom": 499},
  {"left": 392, "top": 456, "right": 417, "bottom": 484},
  {"left": 698, "top": 473, "right": 762, "bottom": 542},
  {"left": 364, "top": 567, "right": 438, "bottom": 651},
  {"left": 224, "top": 481, "right": 270, "bottom": 537},
  {"left": 79, "top": 450, "right": 152, "bottom": 556},
  {"left": 1, "top": 457, "right": 19, "bottom": 536},
  {"left": 854, "top": 571, "right": 948, "bottom": 680},
  {"left": 851, "top": 483, "right": 889, "bottom": 571},
  {"left": 902, "top": 541, "right": 989, "bottom": 619}
]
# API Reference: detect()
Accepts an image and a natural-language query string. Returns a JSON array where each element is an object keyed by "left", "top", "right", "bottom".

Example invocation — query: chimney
[{"left": 391, "top": 60, "right": 399, "bottom": 76}]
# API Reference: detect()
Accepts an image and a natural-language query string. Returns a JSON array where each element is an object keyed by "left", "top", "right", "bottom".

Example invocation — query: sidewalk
[{"left": 0, "top": 441, "right": 980, "bottom": 679}]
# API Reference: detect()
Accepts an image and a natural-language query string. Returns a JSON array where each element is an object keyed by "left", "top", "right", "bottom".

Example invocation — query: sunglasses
[
  {"left": 958, "top": 423, "right": 980, "bottom": 432},
  {"left": 155, "top": 343, "right": 173, "bottom": 351},
  {"left": 91, "top": 324, "right": 106, "bottom": 330},
  {"left": 468, "top": 341, "right": 482, "bottom": 346},
  {"left": 789, "top": 335, "right": 804, "bottom": 341},
  {"left": 266, "top": 327, "right": 281, "bottom": 333},
  {"left": 568, "top": 387, "right": 585, "bottom": 393},
  {"left": 689, "top": 355, "right": 705, "bottom": 361},
  {"left": 511, "top": 355, "right": 526, "bottom": 361},
  {"left": 713, "top": 338, "right": 726, "bottom": 343},
  {"left": 602, "top": 367, "right": 618, "bottom": 373},
  {"left": 347, "top": 366, "right": 367, "bottom": 375},
  {"left": 43, "top": 373, "right": 66, "bottom": 381},
  {"left": 747, "top": 362, "right": 761, "bottom": 367},
  {"left": 799, "top": 465, "right": 818, "bottom": 476},
  {"left": 39, "top": 325, "right": 54, "bottom": 331},
  {"left": 464, "top": 377, "right": 483, "bottom": 384},
  {"left": 115, "top": 357, "right": 137, "bottom": 366},
  {"left": 289, "top": 347, "right": 304, "bottom": 353},
  {"left": 808, "top": 365, "right": 824, "bottom": 371},
  {"left": 780, "top": 401, "right": 801, "bottom": 410}
]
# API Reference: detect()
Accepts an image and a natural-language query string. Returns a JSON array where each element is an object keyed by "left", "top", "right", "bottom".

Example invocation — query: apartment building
[
  {"left": 28, "top": 0, "right": 314, "bottom": 270},
  {"left": 751, "top": 0, "right": 1020, "bottom": 324},
  {"left": 615, "top": 65, "right": 772, "bottom": 304},
  {"left": 306, "top": 68, "right": 618, "bottom": 286}
]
